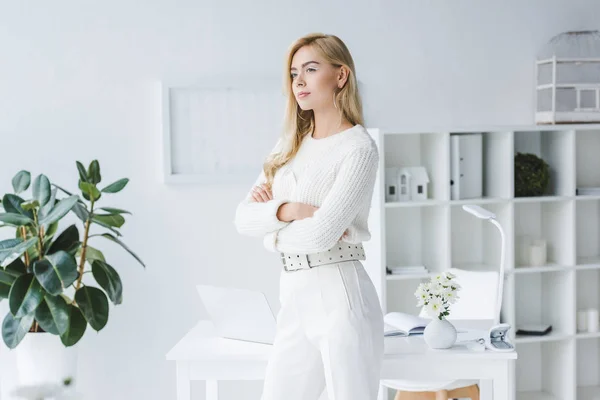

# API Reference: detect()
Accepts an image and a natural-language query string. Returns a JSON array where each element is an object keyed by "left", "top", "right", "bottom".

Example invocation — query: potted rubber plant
[{"left": 0, "top": 160, "right": 145, "bottom": 388}]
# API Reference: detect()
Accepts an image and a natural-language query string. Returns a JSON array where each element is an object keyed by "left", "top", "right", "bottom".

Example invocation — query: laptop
[{"left": 196, "top": 284, "right": 277, "bottom": 345}]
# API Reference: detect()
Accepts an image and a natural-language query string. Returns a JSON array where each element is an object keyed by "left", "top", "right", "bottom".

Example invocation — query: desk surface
[{"left": 166, "top": 320, "right": 517, "bottom": 362}]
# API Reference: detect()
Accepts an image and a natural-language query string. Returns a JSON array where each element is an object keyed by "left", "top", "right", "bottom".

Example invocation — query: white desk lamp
[{"left": 462, "top": 204, "right": 514, "bottom": 351}]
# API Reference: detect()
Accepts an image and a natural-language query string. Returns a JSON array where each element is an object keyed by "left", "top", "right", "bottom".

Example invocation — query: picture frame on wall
[{"left": 159, "top": 78, "right": 286, "bottom": 184}]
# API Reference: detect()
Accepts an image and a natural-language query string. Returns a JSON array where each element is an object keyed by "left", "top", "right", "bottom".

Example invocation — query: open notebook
[{"left": 383, "top": 312, "right": 430, "bottom": 337}]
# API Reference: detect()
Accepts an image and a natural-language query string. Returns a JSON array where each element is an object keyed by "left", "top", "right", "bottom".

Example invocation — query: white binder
[{"left": 450, "top": 133, "right": 482, "bottom": 200}]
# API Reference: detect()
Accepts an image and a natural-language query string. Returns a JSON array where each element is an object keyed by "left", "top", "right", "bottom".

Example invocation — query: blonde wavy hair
[{"left": 262, "top": 33, "right": 364, "bottom": 190}]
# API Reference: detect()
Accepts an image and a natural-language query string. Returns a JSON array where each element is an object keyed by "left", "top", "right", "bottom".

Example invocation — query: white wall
[{"left": 0, "top": 0, "right": 598, "bottom": 398}]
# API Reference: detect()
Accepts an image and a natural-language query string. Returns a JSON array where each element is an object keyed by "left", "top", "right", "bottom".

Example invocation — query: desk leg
[
  {"left": 176, "top": 361, "right": 191, "bottom": 400},
  {"left": 206, "top": 380, "right": 219, "bottom": 400},
  {"left": 493, "top": 363, "right": 513, "bottom": 400}
]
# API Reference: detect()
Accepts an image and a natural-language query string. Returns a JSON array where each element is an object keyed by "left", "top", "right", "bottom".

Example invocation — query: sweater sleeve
[
  {"left": 263, "top": 145, "right": 378, "bottom": 254},
  {"left": 233, "top": 139, "right": 291, "bottom": 237}
]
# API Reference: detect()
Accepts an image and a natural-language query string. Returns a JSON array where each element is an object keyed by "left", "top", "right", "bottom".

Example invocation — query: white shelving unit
[{"left": 363, "top": 124, "right": 600, "bottom": 400}]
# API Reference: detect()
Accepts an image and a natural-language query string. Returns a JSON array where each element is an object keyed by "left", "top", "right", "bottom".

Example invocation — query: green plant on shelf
[
  {"left": 514, "top": 152, "right": 550, "bottom": 197},
  {"left": 0, "top": 161, "right": 145, "bottom": 349}
]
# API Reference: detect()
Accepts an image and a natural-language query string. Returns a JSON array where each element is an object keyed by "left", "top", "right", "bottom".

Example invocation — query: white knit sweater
[{"left": 233, "top": 124, "right": 379, "bottom": 254}]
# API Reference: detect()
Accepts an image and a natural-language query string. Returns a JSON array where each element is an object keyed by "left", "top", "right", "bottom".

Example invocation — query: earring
[{"left": 333, "top": 90, "right": 338, "bottom": 110}]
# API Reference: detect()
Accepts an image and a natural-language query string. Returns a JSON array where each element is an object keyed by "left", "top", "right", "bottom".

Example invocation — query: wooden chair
[{"left": 393, "top": 383, "right": 480, "bottom": 399}]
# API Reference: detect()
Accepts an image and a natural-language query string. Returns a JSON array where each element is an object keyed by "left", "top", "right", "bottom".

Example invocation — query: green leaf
[
  {"left": 96, "top": 207, "right": 131, "bottom": 215},
  {"left": 76, "top": 161, "right": 89, "bottom": 183},
  {"left": 99, "top": 233, "right": 145, "bottom": 268},
  {"left": 38, "top": 187, "right": 58, "bottom": 221},
  {"left": 2, "top": 194, "right": 34, "bottom": 220},
  {"left": 45, "top": 220, "right": 59, "bottom": 239},
  {"left": 35, "top": 294, "right": 70, "bottom": 335},
  {"left": 75, "top": 286, "right": 108, "bottom": 331},
  {"left": 2, "top": 312, "right": 34, "bottom": 349},
  {"left": 21, "top": 200, "right": 40, "bottom": 211},
  {"left": 32, "top": 174, "right": 52, "bottom": 207},
  {"left": 101, "top": 178, "right": 129, "bottom": 194},
  {"left": 38, "top": 195, "right": 79, "bottom": 231},
  {"left": 92, "top": 214, "right": 124, "bottom": 228},
  {"left": 88, "top": 160, "right": 101, "bottom": 185},
  {"left": 0, "top": 213, "right": 34, "bottom": 227},
  {"left": 60, "top": 304, "right": 87, "bottom": 347},
  {"left": 0, "top": 269, "right": 17, "bottom": 299},
  {"left": 9, "top": 273, "right": 44, "bottom": 318},
  {"left": 47, "top": 225, "right": 80, "bottom": 256},
  {"left": 51, "top": 184, "right": 85, "bottom": 205},
  {"left": 0, "top": 237, "right": 39, "bottom": 268},
  {"left": 72, "top": 202, "right": 89, "bottom": 222},
  {"left": 78, "top": 181, "right": 101, "bottom": 202},
  {"left": 12, "top": 170, "right": 31, "bottom": 194},
  {"left": 33, "top": 251, "right": 78, "bottom": 296},
  {"left": 5, "top": 257, "right": 26, "bottom": 277},
  {"left": 78, "top": 245, "right": 105, "bottom": 263},
  {"left": 92, "top": 260, "right": 123, "bottom": 305}
]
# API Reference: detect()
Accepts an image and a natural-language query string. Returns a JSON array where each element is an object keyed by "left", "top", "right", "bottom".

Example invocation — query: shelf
[
  {"left": 577, "top": 338, "right": 600, "bottom": 397},
  {"left": 576, "top": 194, "right": 600, "bottom": 201},
  {"left": 513, "top": 129, "right": 575, "bottom": 197},
  {"left": 576, "top": 130, "right": 600, "bottom": 191},
  {"left": 517, "top": 391, "right": 561, "bottom": 400},
  {"left": 511, "top": 264, "right": 573, "bottom": 274},
  {"left": 515, "top": 271, "right": 575, "bottom": 336},
  {"left": 513, "top": 195, "right": 572, "bottom": 203},
  {"left": 575, "top": 261, "right": 600, "bottom": 270},
  {"left": 514, "top": 200, "right": 574, "bottom": 267},
  {"left": 450, "top": 202, "right": 512, "bottom": 272},
  {"left": 384, "top": 199, "right": 443, "bottom": 208},
  {"left": 576, "top": 200, "right": 600, "bottom": 264},
  {"left": 576, "top": 332, "right": 600, "bottom": 339},
  {"left": 369, "top": 126, "right": 600, "bottom": 400},
  {"left": 515, "top": 332, "right": 573, "bottom": 344},
  {"left": 576, "top": 269, "right": 600, "bottom": 336},
  {"left": 515, "top": 340, "right": 575, "bottom": 400},
  {"left": 385, "top": 205, "right": 449, "bottom": 274},
  {"left": 449, "top": 197, "right": 508, "bottom": 205},
  {"left": 386, "top": 273, "right": 433, "bottom": 281},
  {"left": 577, "top": 385, "right": 600, "bottom": 400},
  {"left": 384, "top": 132, "right": 448, "bottom": 202}
]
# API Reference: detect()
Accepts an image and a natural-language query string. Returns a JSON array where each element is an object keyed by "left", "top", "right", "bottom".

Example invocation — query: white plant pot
[
  {"left": 423, "top": 317, "right": 457, "bottom": 349},
  {"left": 14, "top": 332, "right": 78, "bottom": 387}
]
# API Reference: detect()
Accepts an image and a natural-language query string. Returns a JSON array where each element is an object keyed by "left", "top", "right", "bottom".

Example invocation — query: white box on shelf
[{"left": 450, "top": 133, "right": 482, "bottom": 200}]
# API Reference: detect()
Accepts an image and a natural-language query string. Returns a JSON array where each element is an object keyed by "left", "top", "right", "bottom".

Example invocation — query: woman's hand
[
  {"left": 249, "top": 183, "right": 272, "bottom": 202},
  {"left": 248, "top": 189, "right": 349, "bottom": 240},
  {"left": 295, "top": 204, "right": 349, "bottom": 240}
]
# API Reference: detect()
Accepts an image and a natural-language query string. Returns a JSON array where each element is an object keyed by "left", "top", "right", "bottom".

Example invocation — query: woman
[{"left": 234, "top": 32, "right": 383, "bottom": 400}]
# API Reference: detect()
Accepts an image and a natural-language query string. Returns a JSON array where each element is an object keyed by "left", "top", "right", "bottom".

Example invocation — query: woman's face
[{"left": 290, "top": 45, "right": 344, "bottom": 111}]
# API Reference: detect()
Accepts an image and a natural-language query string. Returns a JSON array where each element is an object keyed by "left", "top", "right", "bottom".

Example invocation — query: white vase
[
  {"left": 423, "top": 317, "right": 457, "bottom": 349},
  {"left": 15, "top": 332, "right": 78, "bottom": 387}
]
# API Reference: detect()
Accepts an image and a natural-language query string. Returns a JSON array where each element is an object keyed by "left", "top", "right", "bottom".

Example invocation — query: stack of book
[
  {"left": 386, "top": 265, "right": 429, "bottom": 275},
  {"left": 576, "top": 187, "right": 600, "bottom": 196}
]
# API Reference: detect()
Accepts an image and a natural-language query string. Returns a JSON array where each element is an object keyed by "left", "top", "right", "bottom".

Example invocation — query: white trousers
[{"left": 261, "top": 260, "right": 384, "bottom": 400}]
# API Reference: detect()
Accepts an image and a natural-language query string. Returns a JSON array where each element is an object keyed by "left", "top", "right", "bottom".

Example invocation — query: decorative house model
[
  {"left": 397, "top": 167, "right": 429, "bottom": 201},
  {"left": 536, "top": 30, "right": 600, "bottom": 124}
]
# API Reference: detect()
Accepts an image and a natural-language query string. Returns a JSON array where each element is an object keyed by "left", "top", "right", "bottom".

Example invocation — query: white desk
[{"left": 166, "top": 320, "right": 517, "bottom": 400}]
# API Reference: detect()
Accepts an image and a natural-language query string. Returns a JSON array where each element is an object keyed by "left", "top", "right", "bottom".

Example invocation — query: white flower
[
  {"left": 425, "top": 296, "right": 444, "bottom": 318},
  {"left": 445, "top": 290, "right": 460, "bottom": 304},
  {"left": 415, "top": 272, "right": 462, "bottom": 318}
]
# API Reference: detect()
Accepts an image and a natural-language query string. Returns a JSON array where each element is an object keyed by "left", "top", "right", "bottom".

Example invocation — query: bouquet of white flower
[{"left": 414, "top": 271, "right": 461, "bottom": 320}]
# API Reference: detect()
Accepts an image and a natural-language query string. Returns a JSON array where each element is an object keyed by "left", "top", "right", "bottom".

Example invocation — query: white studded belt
[{"left": 280, "top": 242, "right": 366, "bottom": 272}]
